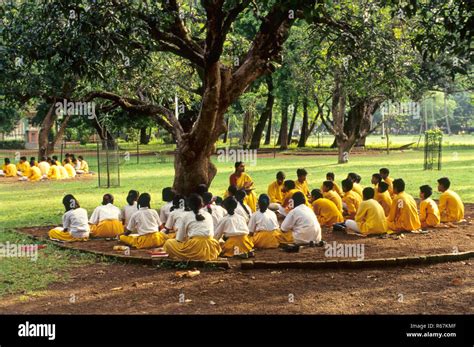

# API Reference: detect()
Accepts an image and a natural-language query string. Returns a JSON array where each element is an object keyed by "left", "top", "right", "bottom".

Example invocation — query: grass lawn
[{"left": 1, "top": 147, "right": 472, "bottom": 230}]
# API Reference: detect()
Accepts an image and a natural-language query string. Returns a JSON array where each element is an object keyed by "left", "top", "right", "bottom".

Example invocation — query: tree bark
[
  {"left": 287, "top": 98, "right": 298, "bottom": 144},
  {"left": 250, "top": 75, "right": 274, "bottom": 149},
  {"left": 278, "top": 99, "right": 289, "bottom": 149},
  {"left": 298, "top": 95, "right": 309, "bottom": 147},
  {"left": 139, "top": 126, "right": 150, "bottom": 144},
  {"left": 38, "top": 102, "right": 56, "bottom": 159},
  {"left": 264, "top": 110, "right": 272, "bottom": 145}
]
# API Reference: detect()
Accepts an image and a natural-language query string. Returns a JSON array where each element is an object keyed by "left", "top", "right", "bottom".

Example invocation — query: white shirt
[
  {"left": 63, "top": 208, "right": 90, "bottom": 238},
  {"left": 281, "top": 204, "right": 321, "bottom": 244},
  {"left": 165, "top": 208, "right": 186, "bottom": 231},
  {"left": 159, "top": 201, "right": 173, "bottom": 224},
  {"left": 235, "top": 202, "right": 251, "bottom": 223},
  {"left": 75, "top": 160, "right": 82, "bottom": 170},
  {"left": 176, "top": 210, "right": 214, "bottom": 242},
  {"left": 38, "top": 161, "right": 50, "bottom": 175},
  {"left": 201, "top": 204, "right": 227, "bottom": 229},
  {"left": 122, "top": 202, "right": 138, "bottom": 227},
  {"left": 248, "top": 209, "right": 279, "bottom": 233},
  {"left": 126, "top": 207, "right": 161, "bottom": 235},
  {"left": 89, "top": 203, "right": 122, "bottom": 224},
  {"left": 214, "top": 213, "right": 249, "bottom": 241}
]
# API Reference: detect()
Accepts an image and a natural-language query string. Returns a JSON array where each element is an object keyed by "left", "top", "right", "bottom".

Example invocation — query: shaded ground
[{"left": 0, "top": 260, "right": 472, "bottom": 314}]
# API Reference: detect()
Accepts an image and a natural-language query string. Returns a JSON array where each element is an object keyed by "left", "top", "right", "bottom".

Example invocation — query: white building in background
[{"left": 0, "top": 113, "right": 40, "bottom": 149}]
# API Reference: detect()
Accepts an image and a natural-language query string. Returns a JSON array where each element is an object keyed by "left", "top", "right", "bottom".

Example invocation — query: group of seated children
[
  {"left": 47, "top": 164, "right": 465, "bottom": 261},
  {"left": 0, "top": 153, "right": 89, "bottom": 181}
]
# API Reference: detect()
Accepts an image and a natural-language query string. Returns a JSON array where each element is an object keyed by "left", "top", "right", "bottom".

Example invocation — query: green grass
[
  {"left": 0, "top": 231, "right": 97, "bottom": 297},
  {"left": 0, "top": 147, "right": 472, "bottom": 230}
]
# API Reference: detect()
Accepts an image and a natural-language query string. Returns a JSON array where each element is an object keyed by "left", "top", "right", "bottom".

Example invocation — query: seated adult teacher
[{"left": 229, "top": 161, "right": 257, "bottom": 212}]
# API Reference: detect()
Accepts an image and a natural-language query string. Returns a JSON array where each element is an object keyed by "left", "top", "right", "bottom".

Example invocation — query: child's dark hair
[
  {"left": 235, "top": 190, "right": 250, "bottom": 216},
  {"left": 284, "top": 180, "right": 296, "bottom": 190},
  {"left": 342, "top": 178, "right": 353, "bottom": 191},
  {"left": 347, "top": 172, "right": 358, "bottom": 182},
  {"left": 126, "top": 190, "right": 140, "bottom": 206},
  {"left": 355, "top": 174, "right": 361, "bottom": 183},
  {"left": 276, "top": 171, "right": 285, "bottom": 180},
  {"left": 162, "top": 187, "right": 175, "bottom": 202},
  {"left": 202, "top": 191, "right": 214, "bottom": 214},
  {"left": 378, "top": 181, "right": 389, "bottom": 193},
  {"left": 258, "top": 194, "right": 270, "bottom": 213},
  {"left": 393, "top": 178, "right": 405, "bottom": 193},
  {"left": 437, "top": 177, "right": 451, "bottom": 189},
  {"left": 296, "top": 168, "right": 307, "bottom": 177},
  {"left": 171, "top": 194, "right": 186, "bottom": 211},
  {"left": 363, "top": 187, "right": 375, "bottom": 200},
  {"left": 326, "top": 172, "right": 335, "bottom": 180},
  {"left": 372, "top": 173, "right": 382, "bottom": 182},
  {"left": 188, "top": 193, "right": 205, "bottom": 221},
  {"left": 379, "top": 168, "right": 390, "bottom": 175},
  {"left": 311, "top": 189, "right": 323, "bottom": 200},
  {"left": 227, "top": 185, "right": 238, "bottom": 196},
  {"left": 215, "top": 196, "right": 223, "bottom": 206},
  {"left": 323, "top": 180, "right": 334, "bottom": 190},
  {"left": 419, "top": 185, "right": 432, "bottom": 198},
  {"left": 196, "top": 184, "right": 208, "bottom": 196},
  {"left": 20, "top": 156, "right": 27, "bottom": 161},
  {"left": 223, "top": 197, "right": 238, "bottom": 215},
  {"left": 102, "top": 193, "right": 114, "bottom": 205},
  {"left": 137, "top": 193, "right": 151, "bottom": 208},
  {"left": 234, "top": 161, "right": 243, "bottom": 169},
  {"left": 4, "top": 158, "right": 10, "bottom": 164},
  {"left": 63, "top": 194, "right": 79, "bottom": 212},
  {"left": 292, "top": 192, "right": 306, "bottom": 207}
]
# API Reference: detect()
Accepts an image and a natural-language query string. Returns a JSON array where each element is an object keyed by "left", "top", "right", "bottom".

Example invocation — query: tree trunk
[
  {"left": 241, "top": 109, "right": 253, "bottom": 148},
  {"left": 287, "top": 98, "right": 298, "bottom": 144},
  {"left": 250, "top": 75, "right": 274, "bottom": 149},
  {"left": 264, "top": 111, "right": 272, "bottom": 145},
  {"left": 139, "top": 126, "right": 150, "bottom": 144},
  {"left": 278, "top": 99, "right": 289, "bottom": 150},
  {"left": 38, "top": 102, "right": 56, "bottom": 158},
  {"left": 223, "top": 118, "right": 229, "bottom": 143},
  {"left": 298, "top": 95, "right": 309, "bottom": 147},
  {"left": 91, "top": 116, "right": 116, "bottom": 149}
]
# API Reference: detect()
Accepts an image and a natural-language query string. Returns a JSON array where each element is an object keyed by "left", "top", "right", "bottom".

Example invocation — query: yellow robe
[
  {"left": 438, "top": 190, "right": 464, "bottom": 222},
  {"left": 120, "top": 231, "right": 169, "bottom": 249},
  {"left": 80, "top": 160, "right": 89, "bottom": 173},
  {"left": 387, "top": 192, "right": 421, "bottom": 231},
  {"left": 420, "top": 198, "right": 441, "bottom": 228},
  {"left": 323, "top": 190, "right": 343, "bottom": 212},
  {"left": 90, "top": 220, "right": 124, "bottom": 238},
  {"left": 342, "top": 190, "right": 362, "bottom": 220},
  {"left": 2, "top": 163, "right": 18, "bottom": 177},
  {"left": 375, "top": 190, "right": 392, "bottom": 217},
  {"left": 352, "top": 183, "right": 363, "bottom": 198},
  {"left": 59, "top": 166, "right": 69, "bottom": 179},
  {"left": 17, "top": 162, "right": 31, "bottom": 176},
  {"left": 295, "top": 179, "right": 310, "bottom": 197},
  {"left": 384, "top": 177, "right": 394, "bottom": 198},
  {"left": 312, "top": 198, "right": 344, "bottom": 227},
  {"left": 64, "top": 163, "right": 76, "bottom": 178},
  {"left": 252, "top": 230, "right": 280, "bottom": 249},
  {"left": 49, "top": 228, "right": 88, "bottom": 242},
  {"left": 163, "top": 236, "right": 221, "bottom": 261},
  {"left": 283, "top": 188, "right": 310, "bottom": 210},
  {"left": 267, "top": 181, "right": 284, "bottom": 204},
  {"left": 220, "top": 234, "right": 254, "bottom": 257},
  {"left": 28, "top": 166, "right": 42, "bottom": 182},
  {"left": 354, "top": 199, "right": 388, "bottom": 235},
  {"left": 47, "top": 166, "right": 61, "bottom": 180},
  {"left": 235, "top": 172, "right": 257, "bottom": 212}
]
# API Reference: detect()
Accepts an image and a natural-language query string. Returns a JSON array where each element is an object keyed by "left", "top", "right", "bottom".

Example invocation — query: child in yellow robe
[
  {"left": 38, "top": 157, "right": 50, "bottom": 176},
  {"left": 49, "top": 195, "right": 90, "bottom": 242},
  {"left": 229, "top": 161, "right": 257, "bottom": 212},
  {"left": 324, "top": 172, "right": 343, "bottom": 197},
  {"left": 310, "top": 189, "right": 343, "bottom": 227},
  {"left": 419, "top": 185, "right": 440, "bottom": 228},
  {"left": 215, "top": 197, "right": 254, "bottom": 257},
  {"left": 380, "top": 168, "right": 394, "bottom": 198},
  {"left": 371, "top": 173, "right": 382, "bottom": 197},
  {"left": 24, "top": 166, "right": 42, "bottom": 182},
  {"left": 345, "top": 187, "right": 388, "bottom": 235},
  {"left": 277, "top": 180, "right": 308, "bottom": 216},
  {"left": 295, "top": 168, "right": 311, "bottom": 198},
  {"left": 58, "top": 164, "right": 69, "bottom": 179},
  {"left": 0, "top": 158, "right": 18, "bottom": 177},
  {"left": 387, "top": 178, "right": 421, "bottom": 232},
  {"left": 437, "top": 177, "right": 464, "bottom": 222},
  {"left": 267, "top": 171, "right": 285, "bottom": 204},
  {"left": 341, "top": 179, "right": 362, "bottom": 220},
  {"left": 375, "top": 181, "right": 392, "bottom": 217},
  {"left": 347, "top": 173, "right": 363, "bottom": 198},
  {"left": 47, "top": 160, "right": 62, "bottom": 180},
  {"left": 321, "top": 181, "right": 343, "bottom": 212},
  {"left": 120, "top": 193, "right": 169, "bottom": 249},
  {"left": 248, "top": 194, "right": 280, "bottom": 249},
  {"left": 52, "top": 156, "right": 61, "bottom": 166},
  {"left": 16, "top": 156, "right": 31, "bottom": 177},
  {"left": 63, "top": 158, "right": 76, "bottom": 178},
  {"left": 89, "top": 194, "right": 124, "bottom": 237},
  {"left": 163, "top": 194, "right": 221, "bottom": 261}
]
